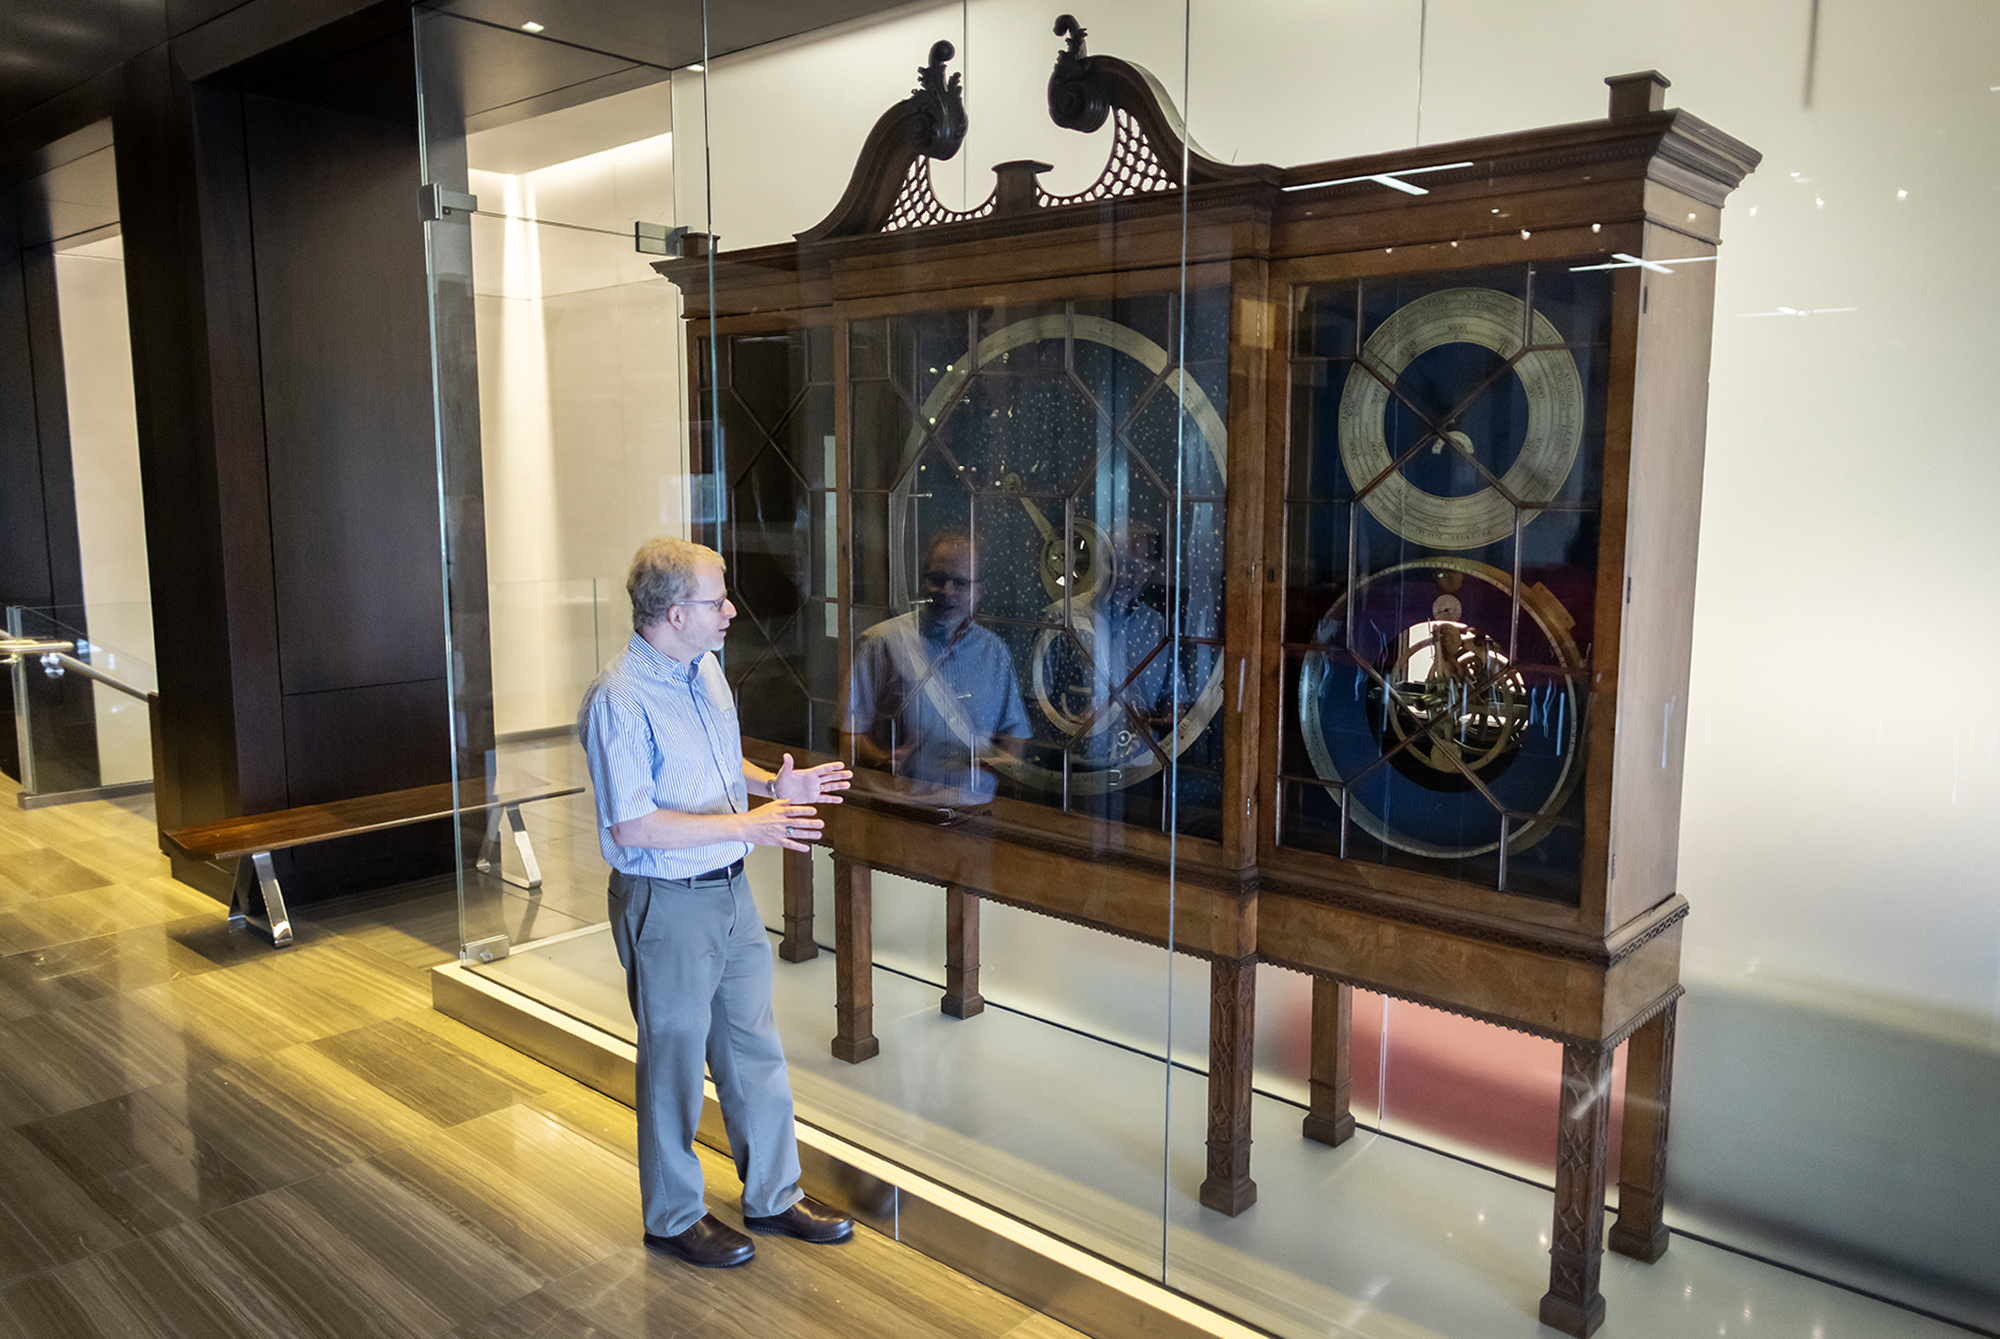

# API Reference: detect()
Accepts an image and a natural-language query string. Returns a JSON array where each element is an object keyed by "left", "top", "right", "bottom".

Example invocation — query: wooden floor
[{"left": 0, "top": 778, "right": 1081, "bottom": 1339}]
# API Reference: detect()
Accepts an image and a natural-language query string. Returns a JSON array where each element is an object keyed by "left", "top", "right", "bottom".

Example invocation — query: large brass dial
[{"left": 1337, "top": 288, "right": 1584, "bottom": 550}]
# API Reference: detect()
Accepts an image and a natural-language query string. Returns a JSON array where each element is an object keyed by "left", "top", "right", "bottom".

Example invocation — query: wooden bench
[{"left": 161, "top": 777, "right": 584, "bottom": 947}]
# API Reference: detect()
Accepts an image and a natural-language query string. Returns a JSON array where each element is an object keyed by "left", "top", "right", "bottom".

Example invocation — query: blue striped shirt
[{"left": 577, "top": 632, "right": 751, "bottom": 879}]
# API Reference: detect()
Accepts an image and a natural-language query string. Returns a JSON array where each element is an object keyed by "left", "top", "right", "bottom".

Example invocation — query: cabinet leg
[
  {"left": 1302, "top": 976, "right": 1355, "bottom": 1146},
  {"left": 1539, "top": 1042, "right": 1614, "bottom": 1338},
  {"left": 941, "top": 885, "right": 984, "bottom": 1018},
  {"left": 1610, "top": 999, "right": 1678, "bottom": 1263},
  {"left": 779, "top": 844, "right": 817, "bottom": 962},
  {"left": 831, "top": 855, "right": 877, "bottom": 1062},
  {"left": 1198, "top": 956, "right": 1258, "bottom": 1215}
]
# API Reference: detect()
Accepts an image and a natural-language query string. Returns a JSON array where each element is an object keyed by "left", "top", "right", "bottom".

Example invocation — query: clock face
[
  {"left": 1282, "top": 264, "right": 1612, "bottom": 901},
  {"left": 849, "top": 292, "right": 1231, "bottom": 833}
]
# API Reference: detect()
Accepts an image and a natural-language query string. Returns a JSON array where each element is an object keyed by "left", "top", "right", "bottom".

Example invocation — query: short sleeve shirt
[{"left": 577, "top": 632, "right": 751, "bottom": 878}]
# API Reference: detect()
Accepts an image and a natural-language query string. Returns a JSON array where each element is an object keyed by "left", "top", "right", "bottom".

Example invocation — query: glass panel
[
  {"left": 1279, "top": 262, "right": 1607, "bottom": 905},
  {"left": 415, "top": 2, "right": 682, "bottom": 957},
  {"left": 686, "top": 3, "right": 1190, "bottom": 1285},
  {"left": 6, "top": 603, "right": 156, "bottom": 796}
]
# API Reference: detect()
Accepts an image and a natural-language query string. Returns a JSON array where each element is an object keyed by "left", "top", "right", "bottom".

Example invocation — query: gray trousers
[{"left": 608, "top": 867, "right": 803, "bottom": 1238}]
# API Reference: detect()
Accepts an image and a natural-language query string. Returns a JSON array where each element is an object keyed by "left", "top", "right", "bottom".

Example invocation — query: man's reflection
[
  {"left": 1043, "top": 522, "right": 1186, "bottom": 766},
  {"left": 841, "top": 529, "right": 1030, "bottom": 805}
]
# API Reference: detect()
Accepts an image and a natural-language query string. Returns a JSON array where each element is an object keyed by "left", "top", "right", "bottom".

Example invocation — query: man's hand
[
  {"left": 772, "top": 753, "right": 852, "bottom": 804},
  {"left": 740, "top": 802, "right": 823, "bottom": 852}
]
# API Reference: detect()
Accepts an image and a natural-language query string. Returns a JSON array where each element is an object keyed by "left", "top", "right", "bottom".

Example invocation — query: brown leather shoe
[
  {"left": 742, "top": 1195, "right": 853, "bottom": 1244},
  {"left": 644, "top": 1213, "right": 755, "bottom": 1267}
]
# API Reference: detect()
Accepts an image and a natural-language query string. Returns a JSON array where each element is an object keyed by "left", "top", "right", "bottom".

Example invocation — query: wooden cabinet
[{"left": 659, "top": 32, "right": 1755, "bottom": 1337}]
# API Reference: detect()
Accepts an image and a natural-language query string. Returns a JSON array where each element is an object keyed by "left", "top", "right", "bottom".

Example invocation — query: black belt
[{"left": 680, "top": 858, "right": 743, "bottom": 885}]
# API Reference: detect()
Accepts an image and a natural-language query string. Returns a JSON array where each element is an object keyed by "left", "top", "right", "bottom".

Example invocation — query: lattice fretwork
[
  {"left": 883, "top": 157, "right": 997, "bottom": 232},
  {"left": 1040, "top": 107, "right": 1177, "bottom": 208}
]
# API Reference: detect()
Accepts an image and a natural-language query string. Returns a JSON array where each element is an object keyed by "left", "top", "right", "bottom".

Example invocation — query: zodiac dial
[
  {"left": 1337, "top": 288, "right": 1584, "bottom": 550},
  {"left": 889, "top": 311, "right": 1227, "bottom": 795}
]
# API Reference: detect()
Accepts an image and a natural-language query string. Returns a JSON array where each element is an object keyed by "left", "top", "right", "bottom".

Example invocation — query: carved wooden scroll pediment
[{"left": 797, "top": 17, "right": 1274, "bottom": 243}]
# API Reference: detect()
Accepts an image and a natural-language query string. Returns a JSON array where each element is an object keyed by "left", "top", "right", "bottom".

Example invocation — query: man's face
[
  {"left": 673, "top": 559, "right": 735, "bottom": 653},
  {"left": 922, "top": 541, "right": 976, "bottom": 624}
]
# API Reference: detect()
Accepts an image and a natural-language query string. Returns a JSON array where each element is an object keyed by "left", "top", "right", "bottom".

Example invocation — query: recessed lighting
[
  {"left": 1520, "top": 229, "right": 1531, "bottom": 240},
  {"left": 687, "top": 62, "right": 706, "bottom": 73},
  {"left": 1897, "top": 189, "right": 1908, "bottom": 199},
  {"left": 1591, "top": 223, "right": 1601, "bottom": 233},
  {"left": 1281, "top": 160, "right": 1473, "bottom": 196},
  {"left": 520, "top": 20, "right": 544, "bottom": 32},
  {"left": 1687, "top": 212, "right": 1696, "bottom": 220}
]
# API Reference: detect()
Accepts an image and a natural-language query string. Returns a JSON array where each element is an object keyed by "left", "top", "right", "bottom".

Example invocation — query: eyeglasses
[{"left": 675, "top": 597, "right": 729, "bottom": 612}]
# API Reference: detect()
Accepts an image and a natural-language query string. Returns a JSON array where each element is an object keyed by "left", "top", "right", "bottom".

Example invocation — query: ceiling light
[
  {"left": 1736, "top": 306, "right": 1859, "bottom": 318},
  {"left": 1569, "top": 253, "right": 1719, "bottom": 274},
  {"left": 520, "top": 20, "right": 544, "bottom": 32},
  {"left": 1897, "top": 189, "right": 1908, "bottom": 199},
  {"left": 687, "top": 63, "right": 706, "bottom": 73},
  {"left": 1281, "top": 161, "right": 1473, "bottom": 196}
]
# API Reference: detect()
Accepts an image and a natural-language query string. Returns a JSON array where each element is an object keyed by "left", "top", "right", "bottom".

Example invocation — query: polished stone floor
[{"left": 0, "top": 777, "right": 1079, "bottom": 1339}]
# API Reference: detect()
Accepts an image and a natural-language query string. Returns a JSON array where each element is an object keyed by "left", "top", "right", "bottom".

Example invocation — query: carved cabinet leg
[
  {"left": 778, "top": 844, "right": 817, "bottom": 962},
  {"left": 1539, "top": 1042, "right": 1615, "bottom": 1338},
  {"left": 1302, "top": 976, "right": 1355, "bottom": 1146},
  {"left": 1198, "top": 955, "right": 1258, "bottom": 1215},
  {"left": 940, "top": 885, "right": 984, "bottom": 1018},
  {"left": 1610, "top": 999, "right": 1678, "bottom": 1263},
  {"left": 831, "top": 855, "right": 878, "bottom": 1062}
]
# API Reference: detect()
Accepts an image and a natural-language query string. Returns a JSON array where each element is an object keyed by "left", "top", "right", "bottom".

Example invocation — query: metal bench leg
[
  {"left": 229, "top": 851, "right": 294, "bottom": 948},
  {"left": 477, "top": 804, "right": 544, "bottom": 890}
]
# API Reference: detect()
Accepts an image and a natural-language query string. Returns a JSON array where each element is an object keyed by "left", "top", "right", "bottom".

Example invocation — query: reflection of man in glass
[
  {"left": 1044, "top": 522, "right": 1184, "bottom": 765},
  {"left": 841, "top": 529, "right": 1030, "bottom": 805}
]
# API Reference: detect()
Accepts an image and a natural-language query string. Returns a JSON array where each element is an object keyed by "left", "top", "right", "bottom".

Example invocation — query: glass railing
[{"left": 5, "top": 602, "right": 158, "bottom": 804}]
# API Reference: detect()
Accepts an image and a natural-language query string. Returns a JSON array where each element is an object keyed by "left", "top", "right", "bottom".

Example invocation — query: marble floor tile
[
  {"left": 0, "top": 943, "right": 120, "bottom": 1022},
  {"left": 0, "top": 1126, "right": 136, "bottom": 1287},
  {"left": 191, "top": 1187, "right": 458, "bottom": 1339},
  {"left": 175, "top": 1044, "right": 444, "bottom": 1192},
  {"left": 267, "top": 1161, "right": 551, "bottom": 1326},
  {"left": 400, "top": 1006, "right": 569, "bottom": 1094},
  {"left": 310, "top": 1015, "right": 544, "bottom": 1127},
  {"left": 0, "top": 992, "right": 231, "bottom": 1121},
  {"left": 0, "top": 878, "right": 216, "bottom": 956},
  {"left": 366, "top": 1122, "right": 630, "bottom": 1280},
  {"left": 16, "top": 1086, "right": 267, "bottom": 1234},
  {"left": 440, "top": 1104, "right": 647, "bottom": 1244},
  {"left": 0, "top": 847, "right": 114, "bottom": 901}
]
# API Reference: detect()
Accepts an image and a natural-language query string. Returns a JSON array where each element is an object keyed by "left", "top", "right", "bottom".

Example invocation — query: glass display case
[{"left": 416, "top": 9, "right": 1756, "bottom": 1337}]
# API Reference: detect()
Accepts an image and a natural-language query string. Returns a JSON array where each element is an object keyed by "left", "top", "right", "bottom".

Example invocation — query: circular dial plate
[
  {"left": 889, "top": 312, "right": 1227, "bottom": 795},
  {"left": 1337, "top": 288, "right": 1585, "bottom": 550},
  {"left": 1299, "top": 558, "right": 1584, "bottom": 859}
]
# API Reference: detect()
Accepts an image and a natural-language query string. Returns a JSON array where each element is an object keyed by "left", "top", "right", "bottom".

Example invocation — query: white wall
[
  {"left": 52, "top": 234, "right": 156, "bottom": 782},
  {"left": 467, "top": 94, "right": 694, "bottom": 734}
]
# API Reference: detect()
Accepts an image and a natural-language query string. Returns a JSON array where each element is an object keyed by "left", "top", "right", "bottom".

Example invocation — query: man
[
  {"left": 841, "top": 527, "right": 1030, "bottom": 805},
  {"left": 578, "top": 536, "right": 854, "bottom": 1267}
]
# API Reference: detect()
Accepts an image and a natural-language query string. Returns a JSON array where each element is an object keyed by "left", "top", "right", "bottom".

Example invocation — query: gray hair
[{"left": 627, "top": 537, "right": 723, "bottom": 631}]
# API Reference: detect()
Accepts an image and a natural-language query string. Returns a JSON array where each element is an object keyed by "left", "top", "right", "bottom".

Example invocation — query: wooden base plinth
[
  {"left": 779, "top": 845, "right": 817, "bottom": 962},
  {"left": 940, "top": 994, "right": 984, "bottom": 1019},
  {"left": 1608, "top": 1220, "right": 1670, "bottom": 1263},
  {"left": 941, "top": 885, "right": 983, "bottom": 1018},
  {"left": 1301, "top": 1111, "right": 1354, "bottom": 1146},
  {"left": 830, "top": 1032, "right": 879, "bottom": 1064},
  {"left": 832, "top": 856, "right": 876, "bottom": 1063},
  {"left": 1198, "top": 1172, "right": 1258, "bottom": 1216},
  {"left": 1537, "top": 1290, "right": 1606, "bottom": 1338}
]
